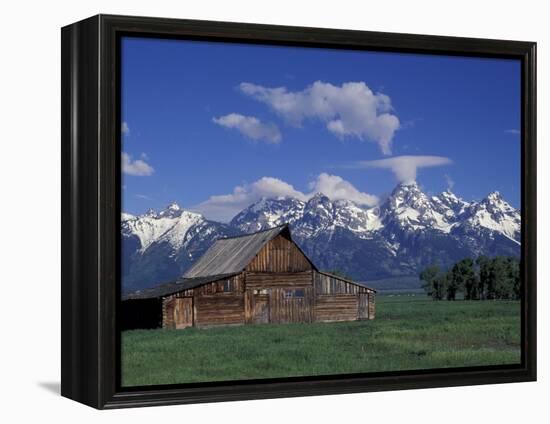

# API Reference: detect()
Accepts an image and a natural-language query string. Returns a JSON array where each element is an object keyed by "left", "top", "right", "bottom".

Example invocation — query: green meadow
[{"left": 121, "top": 296, "right": 521, "bottom": 387}]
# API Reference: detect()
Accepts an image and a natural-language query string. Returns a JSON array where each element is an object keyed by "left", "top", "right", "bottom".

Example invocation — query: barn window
[
  {"left": 223, "top": 280, "right": 231, "bottom": 292},
  {"left": 283, "top": 289, "right": 305, "bottom": 298}
]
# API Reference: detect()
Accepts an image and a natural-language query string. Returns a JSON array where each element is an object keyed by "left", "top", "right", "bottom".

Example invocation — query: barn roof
[
  {"left": 123, "top": 224, "right": 316, "bottom": 300},
  {"left": 122, "top": 272, "right": 239, "bottom": 300},
  {"left": 183, "top": 224, "right": 314, "bottom": 278}
]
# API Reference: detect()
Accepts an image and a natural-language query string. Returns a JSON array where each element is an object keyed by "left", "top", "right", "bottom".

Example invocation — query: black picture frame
[{"left": 61, "top": 14, "right": 537, "bottom": 409}]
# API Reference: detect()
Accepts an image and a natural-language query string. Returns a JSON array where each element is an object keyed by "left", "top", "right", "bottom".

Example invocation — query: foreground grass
[{"left": 121, "top": 297, "right": 520, "bottom": 386}]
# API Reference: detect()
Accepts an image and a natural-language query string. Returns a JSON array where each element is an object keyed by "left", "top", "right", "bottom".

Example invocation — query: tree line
[{"left": 419, "top": 256, "right": 520, "bottom": 301}]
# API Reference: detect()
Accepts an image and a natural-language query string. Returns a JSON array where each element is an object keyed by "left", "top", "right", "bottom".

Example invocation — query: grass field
[{"left": 121, "top": 296, "right": 521, "bottom": 387}]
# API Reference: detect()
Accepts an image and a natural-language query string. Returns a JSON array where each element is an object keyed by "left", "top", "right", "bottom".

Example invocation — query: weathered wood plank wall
[
  {"left": 314, "top": 272, "right": 365, "bottom": 295},
  {"left": 195, "top": 295, "right": 245, "bottom": 327},
  {"left": 157, "top": 238, "right": 376, "bottom": 328},
  {"left": 269, "top": 287, "right": 314, "bottom": 324},
  {"left": 312, "top": 271, "right": 375, "bottom": 321},
  {"left": 314, "top": 294, "right": 358, "bottom": 322},
  {"left": 368, "top": 292, "right": 376, "bottom": 319},
  {"left": 246, "top": 235, "right": 313, "bottom": 273},
  {"left": 246, "top": 271, "right": 313, "bottom": 288},
  {"left": 162, "top": 274, "right": 245, "bottom": 328}
]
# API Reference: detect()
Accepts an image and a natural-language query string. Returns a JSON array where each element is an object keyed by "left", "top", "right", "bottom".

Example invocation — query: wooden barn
[{"left": 122, "top": 224, "right": 375, "bottom": 329}]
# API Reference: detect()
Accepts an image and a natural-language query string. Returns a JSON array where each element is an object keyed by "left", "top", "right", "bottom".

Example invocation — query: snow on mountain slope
[
  {"left": 229, "top": 182, "right": 520, "bottom": 242},
  {"left": 122, "top": 202, "right": 204, "bottom": 252},
  {"left": 231, "top": 193, "right": 383, "bottom": 239},
  {"left": 230, "top": 197, "right": 305, "bottom": 233},
  {"left": 333, "top": 200, "right": 383, "bottom": 234},
  {"left": 461, "top": 192, "right": 520, "bottom": 242},
  {"left": 121, "top": 183, "right": 521, "bottom": 292},
  {"left": 431, "top": 190, "right": 470, "bottom": 220},
  {"left": 382, "top": 182, "right": 454, "bottom": 233},
  {"left": 121, "top": 212, "right": 135, "bottom": 221}
]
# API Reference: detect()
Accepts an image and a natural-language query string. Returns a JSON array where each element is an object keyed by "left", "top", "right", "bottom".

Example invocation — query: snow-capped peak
[
  {"left": 123, "top": 183, "right": 521, "bottom": 263},
  {"left": 480, "top": 191, "right": 516, "bottom": 214},
  {"left": 460, "top": 191, "right": 520, "bottom": 242},
  {"left": 122, "top": 182, "right": 521, "bottom": 293},
  {"left": 383, "top": 183, "right": 459, "bottom": 233},
  {"left": 230, "top": 196, "right": 305, "bottom": 233},
  {"left": 122, "top": 204, "right": 206, "bottom": 252},
  {"left": 309, "top": 192, "right": 327, "bottom": 200},
  {"left": 167, "top": 202, "right": 181, "bottom": 211},
  {"left": 440, "top": 189, "right": 459, "bottom": 202},
  {"left": 144, "top": 208, "right": 157, "bottom": 217},
  {"left": 434, "top": 189, "right": 470, "bottom": 216},
  {"left": 121, "top": 212, "right": 135, "bottom": 222},
  {"left": 158, "top": 202, "right": 185, "bottom": 218},
  {"left": 487, "top": 191, "right": 502, "bottom": 201}
]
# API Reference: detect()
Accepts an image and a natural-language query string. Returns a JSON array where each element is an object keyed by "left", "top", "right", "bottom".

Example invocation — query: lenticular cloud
[{"left": 359, "top": 155, "right": 452, "bottom": 184}]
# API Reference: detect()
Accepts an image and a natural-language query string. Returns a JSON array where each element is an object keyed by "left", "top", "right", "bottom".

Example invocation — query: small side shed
[{"left": 122, "top": 224, "right": 375, "bottom": 329}]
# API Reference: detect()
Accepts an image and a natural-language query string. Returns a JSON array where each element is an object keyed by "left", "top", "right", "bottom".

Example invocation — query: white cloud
[
  {"left": 213, "top": 113, "right": 281, "bottom": 144},
  {"left": 122, "top": 152, "right": 154, "bottom": 176},
  {"left": 239, "top": 81, "right": 400, "bottom": 155},
  {"left": 192, "top": 174, "right": 377, "bottom": 222},
  {"left": 192, "top": 177, "right": 305, "bottom": 221},
  {"left": 444, "top": 174, "right": 455, "bottom": 190},
  {"left": 309, "top": 173, "right": 378, "bottom": 206},
  {"left": 505, "top": 129, "right": 520, "bottom": 135},
  {"left": 121, "top": 121, "right": 130, "bottom": 135},
  {"left": 358, "top": 155, "right": 452, "bottom": 184}
]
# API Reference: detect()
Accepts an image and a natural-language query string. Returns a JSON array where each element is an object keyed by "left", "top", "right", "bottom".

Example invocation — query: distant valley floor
[{"left": 121, "top": 297, "right": 521, "bottom": 387}]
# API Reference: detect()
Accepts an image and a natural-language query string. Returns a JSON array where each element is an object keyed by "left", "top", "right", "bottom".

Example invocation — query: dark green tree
[
  {"left": 456, "top": 258, "right": 478, "bottom": 300},
  {"left": 476, "top": 255, "right": 492, "bottom": 300},
  {"left": 447, "top": 258, "right": 478, "bottom": 300},
  {"left": 491, "top": 257, "right": 513, "bottom": 299},
  {"left": 446, "top": 264, "right": 463, "bottom": 301},
  {"left": 433, "top": 271, "right": 448, "bottom": 301},
  {"left": 420, "top": 265, "right": 444, "bottom": 300},
  {"left": 421, "top": 256, "right": 520, "bottom": 301}
]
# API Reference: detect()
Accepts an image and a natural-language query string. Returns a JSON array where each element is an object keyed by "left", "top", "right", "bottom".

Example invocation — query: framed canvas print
[{"left": 61, "top": 14, "right": 536, "bottom": 409}]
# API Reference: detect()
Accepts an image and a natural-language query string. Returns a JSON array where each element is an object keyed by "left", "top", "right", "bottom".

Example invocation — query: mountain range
[{"left": 121, "top": 182, "right": 521, "bottom": 293}]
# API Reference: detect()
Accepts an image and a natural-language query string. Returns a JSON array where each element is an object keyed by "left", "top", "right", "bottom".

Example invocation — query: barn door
[
  {"left": 253, "top": 294, "right": 269, "bottom": 324},
  {"left": 358, "top": 293, "right": 369, "bottom": 320},
  {"left": 173, "top": 297, "right": 193, "bottom": 329}
]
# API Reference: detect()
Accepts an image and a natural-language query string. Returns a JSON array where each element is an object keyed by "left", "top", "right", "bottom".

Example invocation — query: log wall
[
  {"left": 268, "top": 287, "right": 314, "bottom": 324},
  {"left": 158, "top": 245, "right": 376, "bottom": 328},
  {"left": 368, "top": 292, "right": 376, "bottom": 320},
  {"left": 312, "top": 271, "right": 376, "bottom": 322},
  {"left": 314, "top": 294, "right": 358, "bottom": 322},
  {"left": 194, "top": 295, "right": 245, "bottom": 327},
  {"left": 314, "top": 271, "right": 364, "bottom": 295},
  {"left": 194, "top": 273, "right": 245, "bottom": 295},
  {"left": 162, "top": 296, "right": 178, "bottom": 329},
  {"left": 162, "top": 273, "right": 245, "bottom": 328},
  {"left": 246, "top": 271, "right": 313, "bottom": 289}
]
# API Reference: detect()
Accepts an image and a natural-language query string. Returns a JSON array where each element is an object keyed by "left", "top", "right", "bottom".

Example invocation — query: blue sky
[{"left": 121, "top": 36, "right": 521, "bottom": 221}]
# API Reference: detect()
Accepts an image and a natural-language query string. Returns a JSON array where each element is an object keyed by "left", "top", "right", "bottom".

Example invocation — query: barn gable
[
  {"left": 246, "top": 233, "right": 315, "bottom": 273},
  {"left": 183, "top": 224, "right": 314, "bottom": 278}
]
